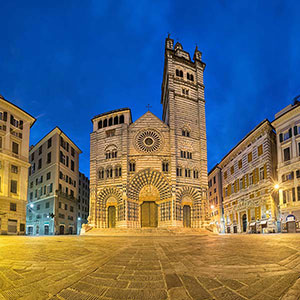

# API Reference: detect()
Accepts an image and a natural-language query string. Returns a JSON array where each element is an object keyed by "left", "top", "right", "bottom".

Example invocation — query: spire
[
  {"left": 174, "top": 42, "right": 183, "bottom": 50},
  {"left": 165, "top": 33, "right": 174, "bottom": 50},
  {"left": 193, "top": 45, "right": 202, "bottom": 61}
]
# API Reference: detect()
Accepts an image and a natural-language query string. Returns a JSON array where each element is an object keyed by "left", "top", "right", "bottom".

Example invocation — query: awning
[{"left": 250, "top": 222, "right": 256, "bottom": 226}]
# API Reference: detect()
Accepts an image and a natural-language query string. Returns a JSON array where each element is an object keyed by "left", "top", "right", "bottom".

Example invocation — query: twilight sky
[{"left": 1, "top": 0, "right": 299, "bottom": 177}]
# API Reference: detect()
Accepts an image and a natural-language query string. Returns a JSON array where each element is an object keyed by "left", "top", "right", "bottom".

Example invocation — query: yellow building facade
[
  {"left": 219, "top": 120, "right": 278, "bottom": 234},
  {"left": 0, "top": 95, "right": 35, "bottom": 235}
]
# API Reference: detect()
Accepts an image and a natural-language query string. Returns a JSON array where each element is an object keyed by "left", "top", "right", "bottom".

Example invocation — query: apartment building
[
  {"left": 219, "top": 120, "right": 278, "bottom": 234},
  {"left": 272, "top": 98, "right": 300, "bottom": 233},
  {"left": 26, "top": 127, "right": 81, "bottom": 235},
  {"left": 0, "top": 95, "right": 36, "bottom": 235},
  {"left": 77, "top": 171, "right": 89, "bottom": 234},
  {"left": 207, "top": 164, "right": 224, "bottom": 233}
]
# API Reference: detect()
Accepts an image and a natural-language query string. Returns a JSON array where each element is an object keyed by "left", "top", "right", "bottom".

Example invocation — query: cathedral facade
[{"left": 89, "top": 36, "right": 208, "bottom": 229}]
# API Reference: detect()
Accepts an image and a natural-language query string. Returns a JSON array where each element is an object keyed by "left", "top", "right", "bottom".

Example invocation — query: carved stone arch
[
  {"left": 97, "top": 187, "right": 123, "bottom": 205},
  {"left": 127, "top": 168, "right": 171, "bottom": 201},
  {"left": 176, "top": 186, "right": 202, "bottom": 206},
  {"left": 104, "top": 144, "right": 118, "bottom": 151}
]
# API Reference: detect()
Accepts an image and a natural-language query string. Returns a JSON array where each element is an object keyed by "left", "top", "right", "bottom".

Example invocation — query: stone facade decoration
[
  {"left": 88, "top": 36, "right": 208, "bottom": 229},
  {"left": 272, "top": 98, "right": 300, "bottom": 233},
  {"left": 0, "top": 95, "right": 36, "bottom": 235},
  {"left": 26, "top": 127, "right": 82, "bottom": 235},
  {"left": 219, "top": 120, "right": 278, "bottom": 234}
]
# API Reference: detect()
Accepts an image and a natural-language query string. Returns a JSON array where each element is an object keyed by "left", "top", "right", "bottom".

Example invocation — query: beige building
[
  {"left": 207, "top": 164, "right": 224, "bottom": 233},
  {"left": 272, "top": 98, "right": 300, "bottom": 233},
  {"left": 0, "top": 94, "right": 36, "bottom": 235},
  {"left": 77, "top": 171, "right": 89, "bottom": 234},
  {"left": 88, "top": 36, "right": 208, "bottom": 229},
  {"left": 219, "top": 120, "right": 278, "bottom": 234},
  {"left": 26, "top": 127, "right": 81, "bottom": 235}
]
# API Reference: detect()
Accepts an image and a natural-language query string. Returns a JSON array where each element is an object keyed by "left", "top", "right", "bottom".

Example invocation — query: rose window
[{"left": 135, "top": 129, "right": 162, "bottom": 153}]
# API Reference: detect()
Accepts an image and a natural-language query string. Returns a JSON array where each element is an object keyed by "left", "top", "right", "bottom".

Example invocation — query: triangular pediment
[{"left": 130, "top": 111, "right": 169, "bottom": 130}]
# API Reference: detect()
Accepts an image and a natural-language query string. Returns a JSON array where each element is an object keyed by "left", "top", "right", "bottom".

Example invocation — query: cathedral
[{"left": 88, "top": 36, "right": 208, "bottom": 229}]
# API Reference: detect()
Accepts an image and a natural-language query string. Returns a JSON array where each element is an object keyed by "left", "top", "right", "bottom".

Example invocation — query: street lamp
[
  {"left": 274, "top": 184, "right": 279, "bottom": 190},
  {"left": 30, "top": 203, "right": 34, "bottom": 208},
  {"left": 211, "top": 205, "right": 215, "bottom": 210}
]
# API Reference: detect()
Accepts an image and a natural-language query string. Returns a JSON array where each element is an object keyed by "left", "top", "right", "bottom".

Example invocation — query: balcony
[{"left": 55, "top": 190, "right": 77, "bottom": 202}]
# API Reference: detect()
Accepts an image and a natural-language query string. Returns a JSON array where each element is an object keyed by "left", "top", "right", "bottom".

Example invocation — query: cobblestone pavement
[{"left": 0, "top": 233, "right": 300, "bottom": 300}]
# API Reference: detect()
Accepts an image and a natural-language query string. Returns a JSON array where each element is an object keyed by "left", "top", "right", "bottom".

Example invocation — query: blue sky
[{"left": 1, "top": 0, "right": 299, "bottom": 176}]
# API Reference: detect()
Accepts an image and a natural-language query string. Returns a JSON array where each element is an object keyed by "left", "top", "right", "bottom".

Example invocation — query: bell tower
[{"left": 161, "top": 35, "right": 208, "bottom": 226}]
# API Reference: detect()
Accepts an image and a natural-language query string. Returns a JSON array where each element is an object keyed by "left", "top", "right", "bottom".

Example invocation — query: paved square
[{"left": 0, "top": 233, "right": 299, "bottom": 300}]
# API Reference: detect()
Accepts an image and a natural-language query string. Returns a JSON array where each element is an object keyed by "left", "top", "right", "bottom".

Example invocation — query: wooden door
[
  {"left": 183, "top": 205, "right": 191, "bottom": 227},
  {"left": 242, "top": 214, "right": 247, "bottom": 232},
  {"left": 108, "top": 206, "right": 116, "bottom": 228},
  {"left": 141, "top": 201, "right": 158, "bottom": 227}
]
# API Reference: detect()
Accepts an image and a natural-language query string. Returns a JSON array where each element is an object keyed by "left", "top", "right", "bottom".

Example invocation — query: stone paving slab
[{"left": 0, "top": 234, "right": 299, "bottom": 299}]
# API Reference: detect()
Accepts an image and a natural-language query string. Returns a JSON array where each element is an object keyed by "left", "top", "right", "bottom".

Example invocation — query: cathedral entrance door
[
  {"left": 108, "top": 206, "right": 116, "bottom": 228},
  {"left": 183, "top": 205, "right": 191, "bottom": 227},
  {"left": 141, "top": 201, "right": 158, "bottom": 227}
]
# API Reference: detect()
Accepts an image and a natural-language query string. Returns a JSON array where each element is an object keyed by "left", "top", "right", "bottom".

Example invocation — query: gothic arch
[
  {"left": 97, "top": 187, "right": 123, "bottom": 205},
  {"left": 176, "top": 186, "right": 202, "bottom": 205},
  {"left": 127, "top": 168, "right": 171, "bottom": 201}
]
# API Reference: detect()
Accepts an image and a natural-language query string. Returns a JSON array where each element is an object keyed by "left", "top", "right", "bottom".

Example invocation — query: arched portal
[
  {"left": 108, "top": 206, "right": 116, "bottom": 228},
  {"left": 183, "top": 205, "right": 191, "bottom": 227},
  {"left": 127, "top": 169, "right": 172, "bottom": 227}
]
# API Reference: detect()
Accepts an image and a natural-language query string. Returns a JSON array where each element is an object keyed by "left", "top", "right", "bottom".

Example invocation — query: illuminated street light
[
  {"left": 211, "top": 205, "right": 215, "bottom": 209},
  {"left": 78, "top": 217, "right": 81, "bottom": 221},
  {"left": 274, "top": 184, "right": 279, "bottom": 190},
  {"left": 30, "top": 203, "right": 34, "bottom": 208}
]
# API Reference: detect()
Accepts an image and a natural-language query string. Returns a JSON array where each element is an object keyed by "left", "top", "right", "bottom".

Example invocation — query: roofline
[
  {"left": 91, "top": 108, "right": 132, "bottom": 122},
  {"left": 208, "top": 164, "right": 221, "bottom": 175},
  {"left": 0, "top": 95, "right": 36, "bottom": 127},
  {"left": 272, "top": 100, "right": 300, "bottom": 125},
  {"left": 30, "top": 126, "right": 82, "bottom": 154},
  {"left": 219, "top": 119, "right": 273, "bottom": 166}
]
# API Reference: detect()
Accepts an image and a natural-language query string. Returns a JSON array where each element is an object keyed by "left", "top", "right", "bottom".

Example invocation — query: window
[
  {"left": 98, "top": 120, "right": 103, "bottom": 129},
  {"left": 98, "top": 168, "right": 104, "bottom": 179},
  {"left": 239, "top": 178, "right": 243, "bottom": 190},
  {"left": 60, "top": 151, "right": 65, "bottom": 164},
  {"left": 10, "top": 203, "right": 17, "bottom": 211},
  {"left": 32, "top": 163, "right": 35, "bottom": 174},
  {"left": 37, "top": 204, "right": 40, "bottom": 210},
  {"left": 176, "top": 167, "right": 182, "bottom": 177},
  {"left": 59, "top": 202, "right": 62, "bottom": 208},
  {"left": 162, "top": 162, "right": 169, "bottom": 172},
  {"left": 185, "top": 169, "right": 191, "bottom": 177},
  {"left": 47, "top": 138, "right": 52, "bottom": 148},
  {"left": 30, "top": 181, "right": 33, "bottom": 188},
  {"left": 12, "top": 142, "right": 19, "bottom": 154},
  {"left": 46, "top": 202, "right": 50, "bottom": 208},
  {"left": 46, "top": 152, "right": 51, "bottom": 164},
  {"left": 65, "top": 204, "right": 68, "bottom": 210},
  {"left": 296, "top": 170, "right": 300, "bottom": 178},
  {"left": 182, "top": 88, "right": 189, "bottom": 95},
  {"left": 71, "top": 147, "right": 75, "bottom": 157},
  {"left": 193, "top": 170, "right": 199, "bottom": 179},
  {"left": 38, "top": 158, "right": 42, "bottom": 169},
  {"left": 106, "top": 167, "right": 113, "bottom": 178},
  {"left": 283, "top": 147, "right": 291, "bottom": 162},
  {"left": 224, "top": 171, "right": 227, "bottom": 179},
  {"left": 106, "top": 129, "right": 115, "bottom": 137},
  {"left": 230, "top": 166, "right": 234, "bottom": 174},
  {"left": 187, "top": 73, "right": 194, "bottom": 81},
  {"left": 39, "top": 145, "right": 42, "bottom": 155},
  {"left": 10, "top": 180, "right": 17, "bottom": 193},
  {"left": 175, "top": 69, "right": 183, "bottom": 77},
  {"left": 129, "top": 162, "right": 136, "bottom": 172},
  {"left": 119, "top": 115, "right": 124, "bottom": 124},
  {"left": 259, "top": 167, "right": 265, "bottom": 180},
  {"left": 238, "top": 160, "right": 242, "bottom": 169},
  {"left": 213, "top": 176, "right": 216, "bottom": 184},
  {"left": 248, "top": 152, "right": 252, "bottom": 163},
  {"left": 258, "top": 145, "right": 263, "bottom": 156},
  {"left": 249, "top": 173, "right": 253, "bottom": 185},
  {"left": 298, "top": 187, "right": 300, "bottom": 201},
  {"left": 70, "top": 206, "right": 74, "bottom": 212},
  {"left": 46, "top": 172, "right": 51, "bottom": 180},
  {"left": 31, "top": 152, "right": 34, "bottom": 161},
  {"left": 11, "top": 165, "right": 18, "bottom": 174},
  {"left": 66, "top": 156, "right": 69, "bottom": 167},
  {"left": 49, "top": 183, "right": 53, "bottom": 193},
  {"left": 71, "top": 160, "right": 75, "bottom": 171}
]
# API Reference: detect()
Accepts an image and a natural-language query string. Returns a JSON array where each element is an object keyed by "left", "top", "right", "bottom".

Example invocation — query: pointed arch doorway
[{"left": 183, "top": 205, "right": 191, "bottom": 227}]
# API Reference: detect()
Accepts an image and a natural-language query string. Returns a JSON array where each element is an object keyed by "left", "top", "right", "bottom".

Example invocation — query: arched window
[
  {"left": 119, "top": 115, "right": 124, "bottom": 124},
  {"left": 98, "top": 120, "right": 103, "bottom": 129},
  {"left": 180, "top": 70, "right": 183, "bottom": 77},
  {"left": 193, "top": 170, "right": 199, "bottom": 179},
  {"left": 103, "top": 119, "right": 108, "bottom": 127},
  {"left": 176, "top": 69, "right": 179, "bottom": 76},
  {"left": 129, "top": 161, "right": 136, "bottom": 172},
  {"left": 115, "top": 166, "right": 122, "bottom": 178},
  {"left": 106, "top": 167, "right": 113, "bottom": 178},
  {"left": 114, "top": 116, "right": 119, "bottom": 125},
  {"left": 176, "top": 167, "right": 182, "bottom": 177},
  {"left": 98, "top": 168, "right": 104, "bottom": 179},
  {"left": 191, "top": 74, "right": 194, "bottom": 81},
  {"left": 109, "top": 117, "right": 113, "bottom": 126},
  {"left": 162, "top": 161, "right": 169, "bottom": 172}
]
